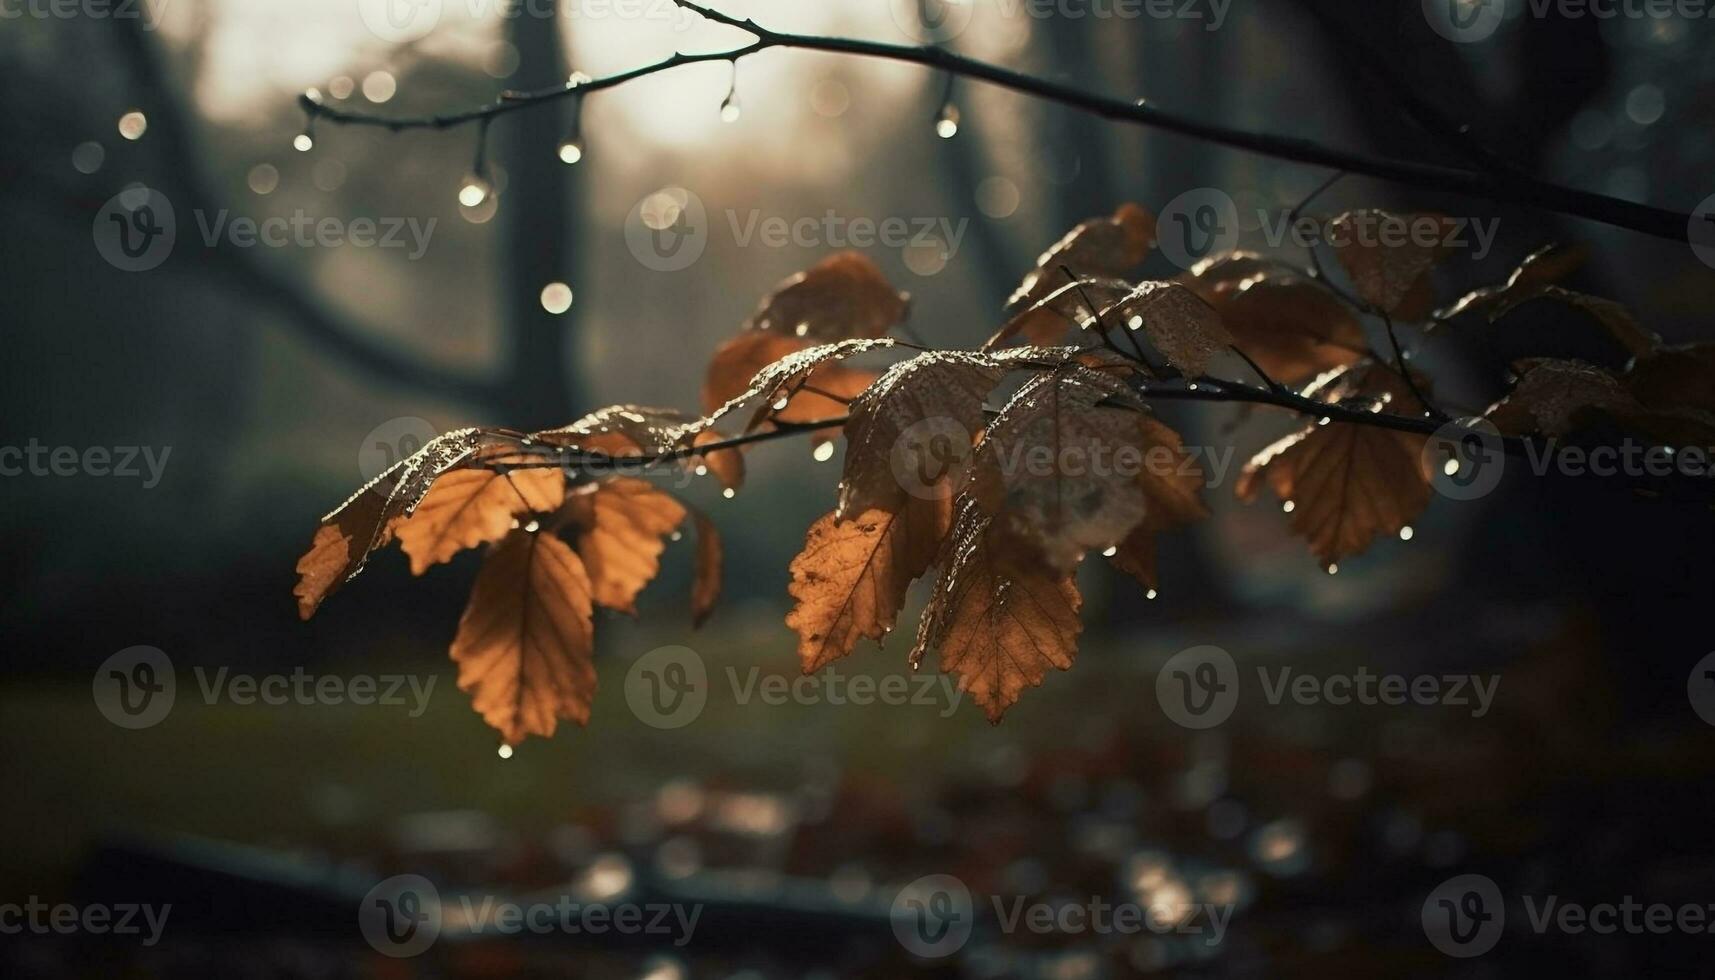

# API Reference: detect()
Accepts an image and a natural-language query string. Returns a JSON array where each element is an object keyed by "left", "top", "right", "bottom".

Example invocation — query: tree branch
[{"left": 298, "top": 0, "right": 1694, "bottom": 242}]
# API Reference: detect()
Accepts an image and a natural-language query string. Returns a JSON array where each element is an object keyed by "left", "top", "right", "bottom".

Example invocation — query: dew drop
[
  {"left": 1102, "top": 545, "right": 1118, "bottom": 557},
  {"left": 1146, "top": 589, "right": 1158, "bottom": 599},
  {"left": 1398, "top": 526, "right": 1414, "bottom": 541},
  {"left": 498, "top": 744, "right": 514, "bottom": 759},
  {"left": 813, "top": 442, "right": 836, "bottom": 462},
  {"left": 1282, "top": 500, "right": 1295, "bottom": 513},
  {"left": 722, "top": 487, "right": 736, "bottom": 499}
]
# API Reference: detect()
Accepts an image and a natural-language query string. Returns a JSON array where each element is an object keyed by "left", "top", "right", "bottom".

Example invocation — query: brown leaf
[
  {"left": 787, "top": 493, "right": 954, "bottom": 674},
  {"left": 1485, "top": 359, "right": 1635, "bottom": 436},
  {"left": 837, "top": 351, "right": 1009, "bottom": 519},
  {"left": 1625, "top": 342, "right": 1715, "bottom": 415},
  {"left": 1107, "top": 416, "right": 1210, "bottom": 593},
  {"left": 1325, "top": 209, "right": 1452, "bottom": 314},
  {"left": 701, "top": 334, "right": 892, "bottom": 429},
  {"left": 690, "top": 509, "right": 722, "bottom": 628},
  {"left": 450, "top": 529, "right": 596, "bottom": 745},
  {"left": 1108, "top": 281, "right": 1233, "bottom": 377},
  {"left": 395, "top": 468, "right": 565, "bottom": 575},
  {"left": 911, "top": 501, "right": 1082, "bottom": 723},
  {"left": 1181, "top": 252, "right": 1366, "bottom": 383},
  {"left": 1236, "top": 366, "right": 1431, "bottom": 569},
  {"left": 1001, "top": 204, "right": 1157, "bottom": 346},
  {"left": 569, "top": 478, "right": 688, "bottom": 615},
  {"left": 987, "top": 276, "right": 1136, "bottom": 349},
  {"left": 1490, "top": 286, "right": 1661, "bottom": 359},
  {"left": 969, "top": 368, "right": 1149, "bottom": 571},
  {"left": 743, "top": 251, "right": 909, "bottom": 342},
  {"left": 1435, "top": 243, "right": 1589, "bottom": 321},
  {"left": 534, "top": 405, "right": 742, "bottom": 491},
  {"left": 294, "top": 428, "right": 499, "bottom": 620}
]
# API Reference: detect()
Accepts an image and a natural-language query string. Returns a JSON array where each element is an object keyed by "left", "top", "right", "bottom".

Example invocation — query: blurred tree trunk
[{"left": 498, "top": 2, "right": 584, "bottom": 426}]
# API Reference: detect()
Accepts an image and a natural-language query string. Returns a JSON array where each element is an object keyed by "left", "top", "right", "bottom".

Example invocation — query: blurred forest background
[{"left": 3, "top": 0, "right": 1715, "bottom": 976}]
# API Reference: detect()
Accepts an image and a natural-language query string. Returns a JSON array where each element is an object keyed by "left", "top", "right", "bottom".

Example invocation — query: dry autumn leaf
[
  {"left": 1181, "top": 252, "right": 1366, "bottom": 383},
  {"left": 1324, "top": 209, "right": 1452, "bottom": 315},
  {"left": 1434, "top": 243, "right": 1589, "bottom": 321},
  {"left": 295, "top": 427, "right": 501, "bottom": 620},
  {"left": 743, "top": 250, "right": 909, "bottom": 342},
  {"left": 690, "top": 509, "right": 722, "bottom": 628},
  {"left": 787, "top": 492, "right": 954, "bottom": 674},
  {"left": 1002, "top": 203, "right": 1158, "bottom": 346},
  {"left": 1237, "top": 366, "right": 1432, "bottom": 569},
  {"left": 837, "top": 351, "right": 1009, "bottom": 519},
  {"left": 1107, "top": 416, "right": 1210, "bottom": 593},
  {"left": 1485, "top": 359, "right": 1636, "bottom": 437},
  {"left": 911, "top": 501, "right": 1082, "bottom": 723},
  {"left": 986, "top": 276, "right": 1135, "bottom": 350},
  {"left": 1107, "top": 280, "right": 1233, "bottom": 377},
  {"left": 534, "top": 405, "right": 743, "bottom": 492},
  {"left": 395, "top": 467, "right": 565, "bottom": 575},
  {"left": 450, "top": 528, "right": 596, "bottom": 745},
  {"left": 702, "top": 336, "right": 893, "bottom": 436},
  {"left": 969, "top": 367, "right": 1149, "bottom": 571},
  {"left": 566, "top": 478, "right": 688, "bottom": 616}
]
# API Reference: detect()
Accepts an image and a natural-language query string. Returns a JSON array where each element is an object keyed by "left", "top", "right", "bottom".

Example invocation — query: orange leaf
[
  {"left": 1435, "top": 243, "right": 1588, "bottom": 321},
  {"left": 570, "top": 478, "right": 688, "bottom": 616},
  {"left": 1181, "top": 252, "right": 1365, "bottom": 383},
  {"left": 837, "top": 351, "right": 1008, "bottom": 519},
  {"left": 450, "top": 529, "right": 596, "bottom": 745},
  {"left": 911, "top": 502, "right": 1082, "bottom": 723},
  {"left": 787, "top": 493, "right": 954, "bottom": 674},
  {"left": 1001, "top": 203, "right": 1157, "bottom": 347},
  {"left": 969, "top": 367, "right": 1149, "bottom": 571},
  {"left": 1325, "top": 209, "right": 1453, "bottom": 314},
  {"left": 690, "top": 510, "right": 722, "bottom": 628},
  {"left": 1107, "top": 417, "right": 1210, "bottom": 593},
  {"left": 294, "top": 428, "right": 501, "bottom": 620},
  {"left": 743, "top": 251, "right": 910, "bottom": 342},
  {"left": 1485, "top": 359, "right": 1635, "bottom": 436},
  {"left": 1237, "top": 366, "right": 1432, "bottom": 568},
  {"left": 395, "top": 468, "right": 565, "bottom": 575}
]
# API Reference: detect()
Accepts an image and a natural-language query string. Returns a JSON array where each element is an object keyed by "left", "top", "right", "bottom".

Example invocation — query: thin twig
[{"left": 296, "top": 0, "right": 1693, "bottom": 241}]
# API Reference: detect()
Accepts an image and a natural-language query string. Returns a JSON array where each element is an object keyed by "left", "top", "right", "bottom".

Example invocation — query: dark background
[{"left": 2, "top": 0, "right": 1713, "bottom": 976}]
